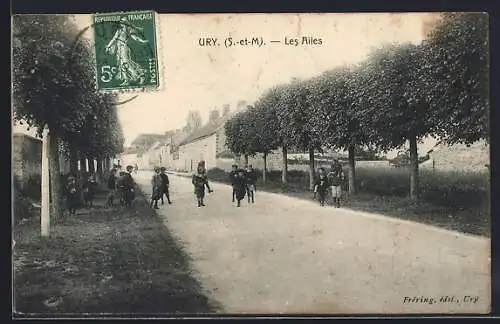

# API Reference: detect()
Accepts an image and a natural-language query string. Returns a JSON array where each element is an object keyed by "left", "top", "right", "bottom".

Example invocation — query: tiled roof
[
  {"left": 179, "top": 114, "right": 232, "bottom": 146},
  {"left": 130, "top": 133, "right": 166, "bottom": 147}
]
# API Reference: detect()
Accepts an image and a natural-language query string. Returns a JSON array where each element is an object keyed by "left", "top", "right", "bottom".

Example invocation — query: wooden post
[
  {"left": 41, "top": 126, "right": 50, "bottom": 237},
  {"left": 308, "top": 148, "right": 315, "bottom": 190}
]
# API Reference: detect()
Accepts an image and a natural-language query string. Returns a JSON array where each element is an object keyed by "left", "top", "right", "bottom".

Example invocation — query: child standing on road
[
  {"left": 159, "top": 167, "right": 172, "bottom": 205},
  {"left": 192, "top": 161, "right": 213, "bottom": 207},
  {"left": 82, "top": 174, "right": 97, "bottom": 208},
  {"left": 65, "top": 175, "right": 78, "bottom": 215},
  {"left": 229, "top": 164, "right": 238, "bottom": 203},
  {"left": 122, "top": 165, "right": 136, "bottom": 208},
  {"left": 244, "top": 164, "right": 257, "bottom": 204},
  {"left": 150, "top": 167, "right": 163, "bottom": 209},
  {"left": 327, "top": 159, "right": 345, "bottom": 208},
  {"left": 233, "top": 169, "right": 247, "bottom": 207},
  {"left": 314, "top": 168, "right": 329, "bottom": 206}
]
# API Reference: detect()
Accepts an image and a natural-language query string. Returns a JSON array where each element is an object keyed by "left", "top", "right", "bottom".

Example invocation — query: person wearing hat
[
  {"left": 313, "top": 167, "right": 329, "bottom": 206},
  {"left": 65, "top": 175, "right": 78, "bottom": 215},
  {"left": 244, "top": 164, "right": 257, "bottom": 203},
  {"left": 159, "top": 167, "right": 172, "bottom": 205},
  {"left": 82, "top": 173, "right": 97, "bottom": 208},
  {"left": 192, "top": 161, "right": 213, "bottom": 207},
  {"left": 233, "top": 168, "right": 247, "bottom": 207},
  {"left": 327, "top": 159, "right": 345, "bottom": 208},
  {"left": 150, "top": 167, "right": 163, "bottom": 209},
  {"left": 122, "top": 165, "right": 136, "bottom": 208},
  {"left": 229, "top": 164, "right": 239, "bottom": 203}
]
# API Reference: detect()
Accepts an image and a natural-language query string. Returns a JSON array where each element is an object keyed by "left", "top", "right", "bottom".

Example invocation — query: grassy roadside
[
  {"left": 13, "top": 186, "right": 220, "bottom": 317},
  {"left": 175, "top": 168, "right": 489, "bottom": 237}
]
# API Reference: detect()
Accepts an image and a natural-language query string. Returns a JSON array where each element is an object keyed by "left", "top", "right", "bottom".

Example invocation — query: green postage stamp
[{"left": 92, "top": 11, "right": 160, "bottom": 92}]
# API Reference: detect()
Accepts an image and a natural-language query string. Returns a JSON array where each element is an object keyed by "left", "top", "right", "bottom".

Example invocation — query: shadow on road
[{"left": 13, "top": 186, "right": 221, "bottom": 317}]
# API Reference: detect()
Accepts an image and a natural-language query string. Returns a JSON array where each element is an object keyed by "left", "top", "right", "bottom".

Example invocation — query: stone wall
[{"left": 12, "top": 134, "right": 42, "bottom": 191}]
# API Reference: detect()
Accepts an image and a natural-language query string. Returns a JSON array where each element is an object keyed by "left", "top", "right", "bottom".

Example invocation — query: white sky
[{"left": 48, "top": 13, "right": 440, "bottom": 148}]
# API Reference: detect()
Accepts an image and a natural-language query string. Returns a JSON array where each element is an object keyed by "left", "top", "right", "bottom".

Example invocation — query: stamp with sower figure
[{"left": 92, "top": 11, "right": 160, "bottom": 92}]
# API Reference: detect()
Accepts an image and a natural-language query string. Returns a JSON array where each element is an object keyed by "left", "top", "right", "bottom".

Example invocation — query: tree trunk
[
  {"left": 348, "top": 144, "right": 356, "bottom": 195},
  {"left": 96, "top": 157, "right": 103, "bottom": 183},
  {"left": 41, "top": 127, "right": 50, "bottom": 237},
  {"left": 409, "top": 134, "right": 419, "bottom": 201},
  {"left": 281, "top": 146, "right": 288, "bottom": 183},
  {"left": 244, "top": 154, "right": 249, "bottom": 166},
  {"left": 69, "top": 146, "right": 78, "bottom": 175},
  {"left": 80, "top": 156, "right": 87, "bottom": 172},
  {"left": 308, "top": 147, "right": 315, "bottom": 190},
  {"left": 88, "top": 156, "right": 95, "bottom": 174},
  {"left": 262, "top": 152, "right": 267, "bottom": 184},
  {"left": 48, "top": 133, "right": 63, "bottom": 220}
]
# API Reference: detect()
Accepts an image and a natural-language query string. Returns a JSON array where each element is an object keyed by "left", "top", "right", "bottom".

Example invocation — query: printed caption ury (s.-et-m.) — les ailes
[{"left": 197, "top": 36, "right": 324, "bottom": 48}]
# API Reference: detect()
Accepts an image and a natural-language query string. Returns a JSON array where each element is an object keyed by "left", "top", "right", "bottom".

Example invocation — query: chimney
[{"left": 236, "top": 100, "right": 247, "bottom": 111}]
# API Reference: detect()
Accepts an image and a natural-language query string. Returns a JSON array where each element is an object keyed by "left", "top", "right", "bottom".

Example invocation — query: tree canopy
[{"left": 12, "top": 14, "right": 125, "bottom": 158}]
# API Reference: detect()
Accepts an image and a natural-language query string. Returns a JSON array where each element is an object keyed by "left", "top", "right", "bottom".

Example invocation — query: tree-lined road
[{"left": 134, "top": 171, "right": 490, "bottom": 314}]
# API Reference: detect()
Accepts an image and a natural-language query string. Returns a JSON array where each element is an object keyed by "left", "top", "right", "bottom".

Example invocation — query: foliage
[
  {"left": 276, "top": 79, "right": 322, "bottom": 152},
  {"left": 224, "top": 111, "right": 249, "bottom": 156},
  {"left": 12, "top": 14, "right": 125, "bottom": 158},
  {"left": 422, "top": 12, "right": 489, "bottom": 145},
  {"left": 362, "top": 43, "right": 433, "bottom": 150},
  {"left": 309, "top": 66, "right": 370, "bottom": 151},
  {"left": 13, "top": 15, "right": 90, "bottom": 138}
]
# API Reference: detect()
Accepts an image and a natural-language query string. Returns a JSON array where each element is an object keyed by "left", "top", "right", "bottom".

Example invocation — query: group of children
[
  {"left": 107, "top": 164, "right": 136, "bottom": 208},
  {"left": 150, "top": 166, "right": 173, "bottom": 209},
  {"left": 229, "top": 164, "right": 257, "bottom": 207},
  {"left": 313, "top": 159, "right": 345, "bottom": 207},
  {"left": 64, "top": 172, "right": 99, "bottom": 215}
]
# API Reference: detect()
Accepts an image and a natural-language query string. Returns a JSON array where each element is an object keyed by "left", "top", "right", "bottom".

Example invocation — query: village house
[{"left": 175, "top": 105, "right": 238, "bottom": 172}]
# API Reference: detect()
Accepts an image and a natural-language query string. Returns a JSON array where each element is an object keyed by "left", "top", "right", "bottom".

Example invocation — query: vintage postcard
[{"left": 12, "top": 12, "right": 491, "bottom": 316}]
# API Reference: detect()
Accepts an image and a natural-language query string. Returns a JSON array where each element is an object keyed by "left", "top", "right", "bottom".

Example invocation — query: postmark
[{"left": 92, "top": 11, "right": 160, "bottom": 92}]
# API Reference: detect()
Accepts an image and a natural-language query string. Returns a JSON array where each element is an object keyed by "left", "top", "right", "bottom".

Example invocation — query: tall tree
[
  {"left": 423, "top": 12, "right": 489, "bottom": 145},
  {"left": 254, "top": 85, "right": 289, "bottom": 183},
  {"left": 277, "top": 79, "right": 323, "bottom": 189},
  {"left": 309, "top": 66, "right": 371, "bottom": 195},
  {"left": 224, "top": 111, "right": 250, "bottom": 164},
  {"left": 12, "top": 15, "right": 92, "bottom": 219},
  {"left": 363, "top": 43, "right": 432, "bottom": 201},
  {"left": 251, "top": 92, "right": 281, "bottom": 183}
]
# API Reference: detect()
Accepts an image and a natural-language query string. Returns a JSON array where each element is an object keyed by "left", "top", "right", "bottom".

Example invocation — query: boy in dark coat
[
  {"left": 116, "top": 171, "right": 126, "bottom": 206},
  {"left": 313, "top": 167, "right": 329, "bottom": 206},
  {"left": 244, "top": 164, "right": 257, "bottom": 203},
  {"left": 82, "top": 174, "right": 97, "bottom": 208},
  {"left": 159, "top": 167, "right": 172, "bottom": 205},
  {"left": 65, "top": 175, "right": 78, "bottom": 215},
  {"left": 327, "top": 159, "right": 345, "bottom": 208},
  {"left": 150, "top": 167, "right": 163, "bottom": 209},
  {"left": 192, "top": 161, "right": 213, "bottom": 207},
  {"left": 121, "top": 165, "right": 136, "bottom": 208},
  {"left": 233, "top": 169, "right": 247, "bottom": 207},
  {"left": 229, "top": 164, "right": 238, "bottom": 202}
]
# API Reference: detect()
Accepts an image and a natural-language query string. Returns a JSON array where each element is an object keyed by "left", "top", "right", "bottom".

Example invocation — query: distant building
[{"left": 176, "top": 112, "right": 234, "bottom": 172}]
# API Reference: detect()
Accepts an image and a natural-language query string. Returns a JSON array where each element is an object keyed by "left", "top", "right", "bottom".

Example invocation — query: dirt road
[{"left": 135, "top": 171, "right": 490, "bottom": 314}]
